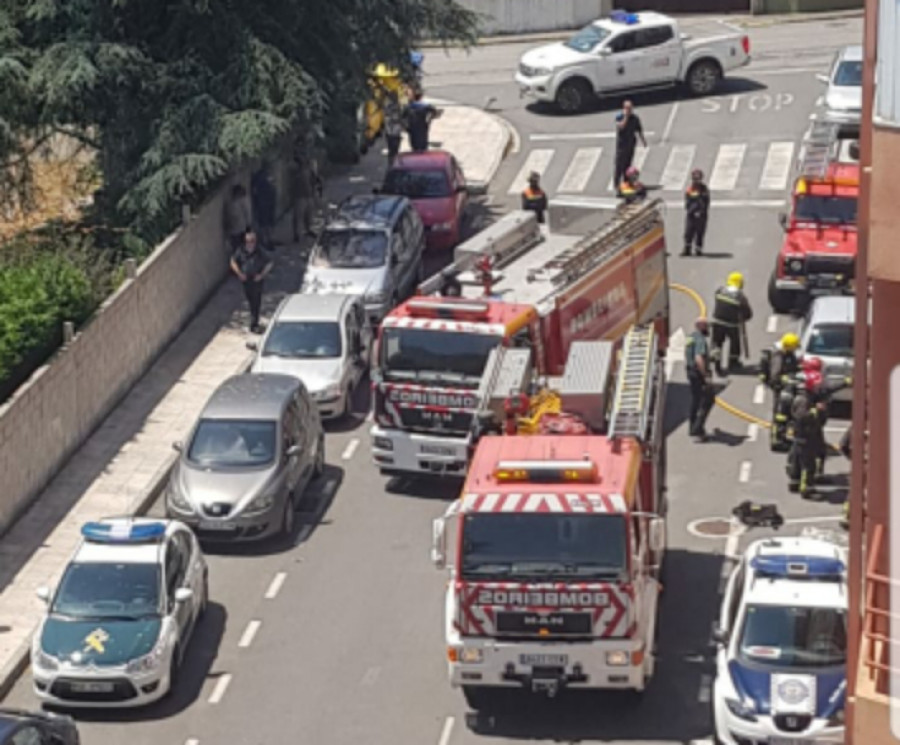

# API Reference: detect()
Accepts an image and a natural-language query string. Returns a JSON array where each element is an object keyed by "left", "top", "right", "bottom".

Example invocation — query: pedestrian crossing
[{"left": 500, "top": 140, "right": 799, "bottom": 198}]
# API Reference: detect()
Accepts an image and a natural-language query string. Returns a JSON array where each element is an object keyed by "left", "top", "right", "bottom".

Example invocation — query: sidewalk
[{"left": 0, "top": 104, "right": 510, "bottom": 698}]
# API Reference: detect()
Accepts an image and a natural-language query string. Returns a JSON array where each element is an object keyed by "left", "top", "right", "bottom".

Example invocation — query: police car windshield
[
  {"left": 461, "top": 514, "right": 627, "bottom": 581},
  {"left": 834, "top": 60, "right": 862, "bottom": 87},
  {"left": 53, "top": 562, "right": 162, "bottom": 620},
  {"left": 380, "top": 327, "right": 500, "bottom": 382},
  {"left": 739, "top": 605, "right": 847, "bottom": 668},
  {"left": 313, "top": 229, "right": 387, "bottom": 269},
  {"left": 263, "top": 321, "right": 342, "bottom": 359},
  {"left": 383, "top": 169, "right": 452, "bottom": 199},
  {"left": 188, "top": 419, "right": 277, "bottom": 468},
  {"left": 807, "top": 323, "right": 854, "bottom": 357},
  {"left": 564, "top": 24, "right": 611, "bottom": 52},
  {"left": 794, "top": 195, "right": 857, "bottom": 224}
]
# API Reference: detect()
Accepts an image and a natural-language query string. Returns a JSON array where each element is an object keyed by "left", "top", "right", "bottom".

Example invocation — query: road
[{"left": 2, "top": 15, "right": 861, "bottom": 745}]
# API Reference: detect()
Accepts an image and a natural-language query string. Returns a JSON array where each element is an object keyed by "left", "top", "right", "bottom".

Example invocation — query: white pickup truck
[{"left": 515, "top": 11, "right": 750, "bottom": 114}]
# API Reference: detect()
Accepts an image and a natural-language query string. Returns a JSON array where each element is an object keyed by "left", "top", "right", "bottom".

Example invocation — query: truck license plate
[
  {"left": 70, "top": 681, "right": 114, "bottom": 693},
  {"left": 420, "top": 445, "right": 455, "bottom": 456},
  {"left": 519, "top": 654, "right": 568, "bottom": 667}
]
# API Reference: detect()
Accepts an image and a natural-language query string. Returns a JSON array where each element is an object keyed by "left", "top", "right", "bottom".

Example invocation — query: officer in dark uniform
[
  {"left": 759, "top": 332, "right": 802, "bottom": 451},
  {"left": 439, "top": 269, "right": 462, "bottom": 297},
  {"left": 711, "top": 272, "right": 753, "bottom": 375},
  {"left": 685, "top": 317, "right": 714, "bottom": 441},
  {"left": 683, "top": 169, "right": 710, "bottom": 256},
  {"left": 521, "top": 171, "right": 548, "bottom": 224}
]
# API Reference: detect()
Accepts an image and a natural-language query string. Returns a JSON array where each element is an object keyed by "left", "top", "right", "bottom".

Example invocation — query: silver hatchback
[
  {"left": 166, "top": 374, "right": 325, "bottom": 542},
  {"left": 817, "top": 45, "right": 862, "bottom": 129}
]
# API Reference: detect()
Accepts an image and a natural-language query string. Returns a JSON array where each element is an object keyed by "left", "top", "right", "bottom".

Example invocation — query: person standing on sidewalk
[
  {"left": 224, "top": 183, "right": 252, "bottom": 252},
  {"left": 384, "top": 90, "right": 404, "bottom": 169},
  {"left": 685, "top": 317, "right": 714, "bottom": 442},
  {"left": 404, "top": 89, "right": 440, "bottom": 153},
  {"left": 614, "top": 100, "right": 646, "bottom": 190},
  {"left": 292, "top": 153, "right": 318, "bottom": 241},
  {"left": 230, "top": 230, "right": 274, "bottom": 334},
  {"left": 683, "top": 169, "right": 710, "bottom": 256}
]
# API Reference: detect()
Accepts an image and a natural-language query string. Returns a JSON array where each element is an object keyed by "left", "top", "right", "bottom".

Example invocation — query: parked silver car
[
  {"left": 166, "top": 374, "right": 324, "bottom": 541},
  {"left": 248, "top": 293, "right": 372, "bottom": 420},
  {"left": 798, "top": 295, "right": 854, "bottom": 403},
  {"left": 817, "top": 45, "right": 862, "bottom": 129},
  {"left": 301, "top": 195, "right": 426, "bottom": 324}
]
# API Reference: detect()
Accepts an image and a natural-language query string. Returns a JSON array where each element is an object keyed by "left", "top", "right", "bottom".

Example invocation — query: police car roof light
[
  {"left": 406, "top": 298, "right": 490, "bottom": 320},
  {"left": 609, "top": 10, "right": 639, "bottom": 23},
  {"left": 81, "top": 520, "right": 167, "bottom": 544},
  {"left": 751, "top": 555, "right": 845, "bottom": 579}
]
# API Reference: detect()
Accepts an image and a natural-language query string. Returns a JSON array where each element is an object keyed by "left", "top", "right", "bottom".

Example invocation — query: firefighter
[
  {"left": 617, "top": 167, "right": 647, "bottom": 205},
  {"left": 685, "top": 317, "right": 714, "bottom": 441},
  {"left": 759, "top": 332, "right": 802, "bottom": 451},
  {"left": 521, "top": 171, "right": 548, "bottom": 224},
  {"left": 786, "top": 363, "right": 827, "bottom": 496},
  {"left": 711, "top": 272, "right": 753, "bottom": 375},
  {"left": 682, "top": 169, "right": 710, "bottom": 257}
]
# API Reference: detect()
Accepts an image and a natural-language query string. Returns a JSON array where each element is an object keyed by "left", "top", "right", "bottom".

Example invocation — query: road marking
[
  {"left": 759, "top": 142, "right": 796, "bottom": 191},
  {"left": 349, "top": 175, "right": 367, "bottom": 183},
  {"left": 739, "top": 461, "right": 752, "bottom": 483},
  {"left": 783, "top": 515, "right": 843, "bottom": 524},
  {"left": 607, "top": 147, "right": 648, "bottom": 191},
  {"left": 238, "top": 620, "right": 261, "bottom": 648},
  {"left": 366, "top": 410, "right": 374, "bottom": 422},
  {"left": 753, "top": 384, "right": 766, "bottom": 405},
  {"left": 529, "top": 132, "right": 655, "bottom": 141},
  {"left": 809, "top": 112, "right": 817, "bottom": 120},
  {"left": 507, "top": 149, "right": 554, "bottom": 194},
  {"left": 660, "top": 144, "right": 695, "bottom": 191},
  {"left": 767, "top": 315, "right": 779, "bottom": 333},
  {"left": 264, "top": 572, "right": 287, "bottom": 600},
  {"left": 438, "top": 717, "right": 455, "bottom": 745},
  {"left": 661, "top": 102, "right": 680, "bottom": 143},
  {"left": 551, "top": 196, "right": 785, "bottom": 210},
  {"left": 557, "top": 147, "right": 603, "bottom": 193},
  {"left": 208, "top": 673, "right": 232, "bottom": 704},
  {"left": 747, "top": 422, "right": 759, "bottom": 442},
  {"left": 697, "top": 673, "right": 713, "bottom": 703},
  {"left": 342, "top": 438, "right": 360, "bottom": 460},
  {"left": 709, "top": 143, "right": 746, "bottom": 191},
  {"left": 816, "top": 96, "right": 825, "bottom": 106},
  {"left": 361, "top": 666, "right": 381, "bottom": 686},
  {"left": 185, "top": 740, "right": 199, "bottom": 745},
  {"left": 723, "top": 518, "right": 743, "bottom": 569}
]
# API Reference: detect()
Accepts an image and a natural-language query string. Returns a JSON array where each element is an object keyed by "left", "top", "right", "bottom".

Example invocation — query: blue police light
[
  {"left": 81, "top": 521, "right": 167, "bottom": 544},
  {"left": 609, "top": 10, "right": 640, "bottom": 24},
  {"left": 751, "top": 555, "right": 845, "bottom": 579}
]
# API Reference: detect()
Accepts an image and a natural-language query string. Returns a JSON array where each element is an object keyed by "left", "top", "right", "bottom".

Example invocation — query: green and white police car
[{"left": 31, "top": 518, "right": 208, "bottom": 707}]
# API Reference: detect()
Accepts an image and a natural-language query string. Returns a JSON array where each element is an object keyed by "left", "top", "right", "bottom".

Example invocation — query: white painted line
[
  {"left": 438, "top": 717, "right": 455, "bottom": 745},
  {"left": 660, "top": 144, "right": 696, "bottom": 191},
  {"left": 349, "top": 175, "right": 367, "bottom": 183},
  {"left": 264, "top": 571, "right": 287, "bottom": 600},
  {"left": 697, "top": 673, "right": 713, "bottom": 703},
  {"left": 759, "top": 142, "right": 796, "bottom": 191},
  {"left": 551, "top": 196, "right": 786, "bottom": 210},
  {"left": 709, "top": 143, "right": 746, "bottom": 192},
  {"left": 816, "top": 96, "right": 825, "bottom": 107},
  {"left": 747, "top": 422, "right": 759, "bottom": 442},
  {"left": 739, "top": 461, "right": 752, "bottom": 483},
  {"left": 238, "top": 620, "right": 261, "bottom": 648},
  {"left": 507, "top": 149, "right": 554, "bottom": 194},
  {"left": 529, "top": 132, "right": 655, "bottom": 141},
  {"left": 208, "top": 673, "right": 232, "bottom": 704},
  {"left": 607, "top": 147, "right": 648, "bottom": 191},
  {"left": 342, "top": 438, "right": 360, "bottom": 460},
  {"left": 766, "top": 314, "right": 779, "bottom": 333},
  {"left": 753, "top": 384, "right": 766, "bottom": 405},
  {"left": 557, "top": 147, "right": 603, "bottom": 193},
  {"left": 185, "top": 740, "right": 199, "bottom": 745},
  {"left": 661, "top": 103, "right": 680, "bottom": 143},
  {"left": 809, "top": 112, "right": 817, "bottom": 120},
  {"left": 783, "top": 515, "right": 843, "bottom": 525}
]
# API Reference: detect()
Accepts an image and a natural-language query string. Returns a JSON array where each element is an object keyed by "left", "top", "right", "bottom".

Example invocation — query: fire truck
[
  {"left": 768, "top": 120, "right": 859, "bottom": 314},
  {"left": 370, "top": 198, "right": 670, "bottom": 476},
  {"left": 430, "top": 323, "right": 667, "bottom": 707}
]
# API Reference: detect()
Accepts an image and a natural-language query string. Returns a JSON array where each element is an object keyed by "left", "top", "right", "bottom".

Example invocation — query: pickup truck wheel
[
  {"left": 462, "top": 685, "right": 493, "bottom": 710},
  {"left": 767, "top": 271, "right": 797, "bottom": 314},
  {"left": 686, "top": 60, "right": 721, "bottom": 96},
  {"left": 555, "top": 78, "right": 592, "bottom": 114}
]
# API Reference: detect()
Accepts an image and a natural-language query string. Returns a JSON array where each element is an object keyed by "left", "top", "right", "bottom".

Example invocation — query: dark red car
[{"left": 381, "top": 151, "right": 469, "bottom": 251}]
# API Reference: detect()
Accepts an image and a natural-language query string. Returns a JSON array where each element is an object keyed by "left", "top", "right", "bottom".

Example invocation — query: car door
[
  {"left": 282, "top": 400, "right": 306, "bottom": 492},
  {"left": 177, "top": 528, "right": 204, "bottom": 627},
  {"left": 387, "top": 222, "right": 405, "bottom": 298},
  {"left": 404, "top": 208, "right": 426, "bottom": 288},
  {"left": 343, "top": 306, "right": 365, "bottom": 389},
  {"left": 635, "top": 25, "right": 679, "bottom": 84},
  {"left": 600, "top": 30, "right": 647, "bottom": 90},
  {"left": 164, "top": 538, "right": 191, "bottom": 640}
]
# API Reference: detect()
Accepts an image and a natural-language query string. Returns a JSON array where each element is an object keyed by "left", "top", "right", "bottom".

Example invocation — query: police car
[
  {"left": 713, "top": 536, "right": 847, "bottom": 745},
  {"left": 31, "top": 518, "right": 208, "bottom": 708}
]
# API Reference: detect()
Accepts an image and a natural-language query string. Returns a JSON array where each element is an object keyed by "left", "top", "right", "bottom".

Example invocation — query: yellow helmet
[
  {"left": 727, "top": 271, "right": 744, "bottom": 289},
  {"left": 781, "top": 332, "right": 799, "bottom": 352}
]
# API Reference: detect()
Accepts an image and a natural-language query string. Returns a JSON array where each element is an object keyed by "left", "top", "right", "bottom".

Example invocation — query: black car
[{"left": 0, "top": 709, "right": 78, "bottom": 745}]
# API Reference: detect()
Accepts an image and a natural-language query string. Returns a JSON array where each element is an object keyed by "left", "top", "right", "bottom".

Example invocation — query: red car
[{"left": 381, "top": 151, "right": 469, "bottom": 251}]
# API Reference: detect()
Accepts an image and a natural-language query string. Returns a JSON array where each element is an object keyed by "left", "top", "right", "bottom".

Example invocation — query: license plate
[
  {"left": 519, "top": 654, "right": 568, "bottom": 667},
  {"left": 198, "top": 521, "right": 236, "bottom": 531},
  {"left": 420, "top": 445, "right": 455, "bottom": 456},
  {"left": 70, "top": 681, "right": 114, "bottom": 693},
  {"left": 769, "top": 739, "right": 806, "bottom": 745}
]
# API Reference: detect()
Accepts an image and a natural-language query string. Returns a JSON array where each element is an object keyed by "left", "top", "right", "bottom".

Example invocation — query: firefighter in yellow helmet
[
  {"left": 711, "top": 271, "right": 753, "bottom": 376},
  {"left": 759, "top": 332, "right": 802, "bottom": 451}
]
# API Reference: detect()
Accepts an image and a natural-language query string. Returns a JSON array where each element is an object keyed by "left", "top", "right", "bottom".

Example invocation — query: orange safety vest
[{"left": 522, "top": 187, "right": 545, "bottom": 200}]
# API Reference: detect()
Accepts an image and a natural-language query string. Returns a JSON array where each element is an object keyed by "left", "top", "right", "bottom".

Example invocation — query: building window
[{"left": 876, "top": 0, "right": 900, "bottom": 124}]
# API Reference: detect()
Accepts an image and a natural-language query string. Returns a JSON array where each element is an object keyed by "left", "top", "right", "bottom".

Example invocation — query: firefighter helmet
[
  {"left": 802, "top": 356, "right": 824, "bottom": 372},
  {"left": 727, "top": 272, "right": 744, "bottom": 289},
  {"left": 780, "top": 332, "right": 800, "bottom": 352}
]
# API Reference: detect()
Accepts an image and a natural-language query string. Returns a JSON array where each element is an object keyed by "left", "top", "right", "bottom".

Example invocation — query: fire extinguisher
[{"left": 475, "top": 254, "right": 494, "bottom": 297}]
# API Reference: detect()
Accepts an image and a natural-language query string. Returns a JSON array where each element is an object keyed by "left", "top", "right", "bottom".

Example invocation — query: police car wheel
[
  {"left": 555, "top": 78, "right": 592, "bottom": 114},
  {"left": 686, "top": 60, "right": 721, "bottom": 96}
]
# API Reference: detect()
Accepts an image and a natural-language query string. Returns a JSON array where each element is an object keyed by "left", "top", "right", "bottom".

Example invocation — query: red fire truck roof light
[
  {"left": 406, "top": 298, "right": 491, "bottom": 320},
  {"left": 494, "top": 460, "right": 598, "bottom": 483}
]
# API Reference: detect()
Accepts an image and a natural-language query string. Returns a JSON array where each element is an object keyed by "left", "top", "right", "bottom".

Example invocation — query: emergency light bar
[
  {"left": 751, "top": 555, "right": 845, "bottom": 579},
  {"left": 406, "top": 298, "right": 490, "bottom": 321},
  {"left": 81, "top": 520, "right": 167, "bottom": 544},
  {"left": 609, "top": 10, "right": 640, "bottom": 23},
  {"left": 494, "top": 460, "right": 598, "bottom": 484},
  {"left": 795, "top": 176, "right": 859, "bottom": 194}
]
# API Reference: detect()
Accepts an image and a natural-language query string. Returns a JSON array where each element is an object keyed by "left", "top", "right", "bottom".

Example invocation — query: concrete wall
[
  {"left": 751, "top": 0, "right": 861, "bottom": 11},
  {"left": 460, "top": 0, "right": 613, "bottom": 35}
]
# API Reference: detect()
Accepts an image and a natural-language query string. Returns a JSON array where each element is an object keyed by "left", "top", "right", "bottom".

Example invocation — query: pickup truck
[{"left": 515, "top": 11, "right": 751, "bottom": 114}]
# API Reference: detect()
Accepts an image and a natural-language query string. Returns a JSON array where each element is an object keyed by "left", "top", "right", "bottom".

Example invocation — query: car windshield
[
  {"left": 461, "top": 513, "right": 628, "bottom": 581},
  {"left": 380, "top": 327, "right": 501, "bottom": 383},
  {"left": 187, "top": 419, "right": 277, "bottom": 468},
  {"left": 383, "top": 169, "right": 452, "bottom": 199},
  {"left": 263, "top": 321, "right": 342, "bottom": 359},
  {"left": 313, "top": 230, "right": 387, "bottom": 269},
  {"left": 834, "top": 60, "right": 862, "bottom": 87},
  {"left": 806, "top": 323, "right": 854, "bottom": 357},
  {"left": 794, "top": 195, "right": 857, "bottom": 224},
  {"left": 563, "top": 24, "right": 611, "bottom": 52},
  {"left": 52, "top": 562, "right": 161, "bottom": 620},
  {"left": 739, "top": 604, "right": 847, "bottom": 668}
]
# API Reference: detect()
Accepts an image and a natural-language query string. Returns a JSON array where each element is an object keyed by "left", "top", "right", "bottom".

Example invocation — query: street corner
[{"left": 430, "top": 104, "right": 514, "bottom": 192}]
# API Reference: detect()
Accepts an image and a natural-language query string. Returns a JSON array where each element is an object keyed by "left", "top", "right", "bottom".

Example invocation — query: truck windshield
[
  {"left": 564, "top": 24, "right": 611, "bottom": 52},
  {"left": 461, "top": 513, "right": 628, "bottom": 581},
  {"left": 380, "top": 327, "right": 501, "bottom": 383},
  {"left": 738, "top": 605, "right": 847, "bottom": 668},
  {"left": 794, "top": 195, "right": 857, "bottom": 224},
  {"left": 383, "top": 169, "right": 452, "bottom": 199}
]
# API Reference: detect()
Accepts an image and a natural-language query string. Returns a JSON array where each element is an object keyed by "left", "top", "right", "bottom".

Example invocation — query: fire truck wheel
[
  {"left": 767, "top": 272, "right": 797, "bottom": 315},
  {"left": 462, "top": 685, "right": 493, "bottom": 710}
]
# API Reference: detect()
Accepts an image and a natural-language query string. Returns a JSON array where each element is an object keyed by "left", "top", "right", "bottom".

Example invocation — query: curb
[{"left": 467, "top": 111, "right": 515, "bottom": 195}]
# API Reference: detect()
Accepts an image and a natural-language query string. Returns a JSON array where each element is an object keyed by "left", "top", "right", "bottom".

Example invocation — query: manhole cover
[{"left": 688, "top": 518, "right": 743, "bottom": 538}]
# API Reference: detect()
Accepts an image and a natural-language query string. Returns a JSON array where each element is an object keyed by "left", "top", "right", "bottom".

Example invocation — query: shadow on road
[{"left": 385, "top": 475, "right": 464, "bottom": 501}]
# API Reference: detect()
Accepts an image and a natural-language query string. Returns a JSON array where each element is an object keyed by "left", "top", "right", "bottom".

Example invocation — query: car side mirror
[
  {"left": 36, "top": 586, "right": 52, "bottom": 603},
  {"left": 712, "top": 625, "right": 728, "bottom": 645},
  {"left": 431, "top": 518, "right": 447, "bottom": 569},
  {"left": 246, "top": 340, "right": 258, "bottom": 351},
  {"left": 816, "top": 73, "right": 830, "bottom": 84},
  {"left": 778, "top": 212, "right": 788, "bottom": 230},
  {"left": 598, "top": 47, "right": 612, "bottom": 56},
  {"left": 174, "top": 587, "right": 193, "bottom": 604},
  {"left": 172, "top": 441, "right": 184, "bottom": 453}
]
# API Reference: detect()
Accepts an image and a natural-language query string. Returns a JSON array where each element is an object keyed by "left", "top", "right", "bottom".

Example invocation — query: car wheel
[
  {"left": 555, "top": 78, "right": 593, "bottom": 114},
  {"left": 340, "top": 388, "right": 352, "bottom": 420},
  {"left": 686, "top": 60, "right": 722, "bottom": 97},
  {"left": 767, "top": 271, "right": 797, "bottom": 314},
  {"left": 313, "top": 435, "right": 326, "bottom": 479},
  {"left": 199, "top": 573, "right": 209, "bottom": 618},
  {"left": 281, "top": 494, "right": 296, "bottom": 537}
]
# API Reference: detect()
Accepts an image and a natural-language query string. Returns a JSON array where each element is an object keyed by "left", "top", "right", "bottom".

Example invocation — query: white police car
[
  {"left": 713, "top": 536, "right": 847, "bottom": 745},
  {"left": 31, "top": 518, "right": 208, "bottom": 708}
]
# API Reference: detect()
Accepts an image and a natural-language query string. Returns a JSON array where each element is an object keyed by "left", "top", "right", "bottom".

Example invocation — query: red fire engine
[{"left": 431, "top": 324, "right": 667, "bottom": 706}]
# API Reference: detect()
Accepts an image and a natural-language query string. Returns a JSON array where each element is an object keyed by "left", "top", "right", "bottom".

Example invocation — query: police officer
[
  {"left": 711, "top": 272, "right": 753, "bottom": 375},
  {"left": 685, "top": 317, "right": 714, "bottom": 441},
  {"left": 521, "top": 171, "right": 548, "bottom": 224},
  {"left": 759, "top": 332, "right": 802, "bottom": 451},
  {"left": 617, "top": 167, "right": 647, "bottom": 205},
  {"left": 683, "top": 169, "right": 710, "bottom": 257}
]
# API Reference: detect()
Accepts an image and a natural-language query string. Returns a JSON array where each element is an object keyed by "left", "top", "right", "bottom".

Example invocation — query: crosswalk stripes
[
  {"left": 708, "top": 144, "right": 747, "bottom": 192},
  {"left": 507, "top": 149, "right": 554, "bottom": 195},
  {"left": 659, "top": 144, "right": 696, "bottom": 191},
  {"left": 759, "top": 142, "right": 796, "bottom": 191},
  {"left": 557, "top": 147, "right": 603, "bottom": 193},
  {"left": 606, "top": 147, "right": 649, "bottom": 191}
]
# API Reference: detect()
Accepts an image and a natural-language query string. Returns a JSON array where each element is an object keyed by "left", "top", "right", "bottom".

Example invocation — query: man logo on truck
[
  {"left": 477, "top": 589, "right": 611, "bottom": 607},
  {"left": 388, "top": 388, "right": 479, "bottom": 409}
]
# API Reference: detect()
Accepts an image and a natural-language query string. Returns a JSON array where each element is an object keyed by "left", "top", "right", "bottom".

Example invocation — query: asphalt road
[{"left": 2, "top": 15, "right": 861, "bottom": 745}]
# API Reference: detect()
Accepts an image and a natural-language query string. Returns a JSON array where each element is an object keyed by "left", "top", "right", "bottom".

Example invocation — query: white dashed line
[
  {"left": 816, "top": 96, "right": 824, "bottom": 107},
  {"left": 766, "top": 315, "right": 778, "bottom": 333},
  {"left": 438, "top": 717, "right": 455, "bottom": 745},
  {"left": 264, "top": 572, "right": 287, "bottom": 600},
  {"left": 185, "top": 739, "right": 199, "bottom": 745},
  {"left": 739, "top": 461, "right": 752, "bottom": 483},
  {"left": 753, "top": 384, "right": 766, "bottom": 405},
  {"left": 342, "top": 438, "right": 360, "bottom": 460},
  {"left": 366, "top": 410, "right": 374, "bottom": 422},
  {"left": 208, "top": 673, "right": 232, "bottom": 704},
  {"left": 747, "top": 423, "right": 759, "bottom": 442},
  {"left": 697, "top": 673, "right": 713, "bottom": 703},
  {"left": 661, "top": 102, "right": 680, "bottom": 143},
  {"left": 238, "top": 620, "right": 261, "bottom": 648}
]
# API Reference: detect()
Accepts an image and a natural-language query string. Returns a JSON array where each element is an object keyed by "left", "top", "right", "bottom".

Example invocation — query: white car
[
  {"left": 32, "top": 518, "right": 207, "bottom": 708},
  {"left": 817, "top": 45, "right": 862, "bottom": 130},
  {"left": 798, "top": 296, "right": 855, "bottom": 403},
  {"left": 515, "top": 10, "right": 750, "bottom": 113},
  {"left": 713, "top": 536, "right": 848, "bottom": 745},
  {"left": 249, "top": 293, "right": 372, "bottom": 419}
]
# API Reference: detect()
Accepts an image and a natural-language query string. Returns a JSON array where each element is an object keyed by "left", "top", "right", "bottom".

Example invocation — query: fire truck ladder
[
  {"left": 797, "top": 120, "right": 840, "bottom": 179},
  {"left": 608, "top": 325, "right": 658, "bottom": 440},
  {"left": 526, "top": 198, "right": 664, "bottom": 289}
]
